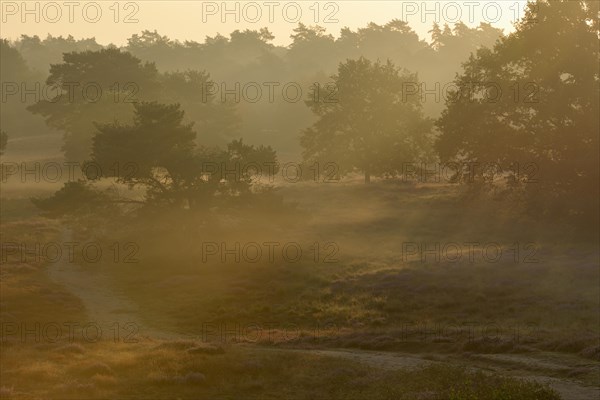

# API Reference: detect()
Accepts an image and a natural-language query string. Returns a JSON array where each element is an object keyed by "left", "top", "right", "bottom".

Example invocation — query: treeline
[
  {"left": 1, "top": 20, "right": 502, "bottom": 158},
  {"left": 2, "top": 0, "right": 599, "bottom": 231}
]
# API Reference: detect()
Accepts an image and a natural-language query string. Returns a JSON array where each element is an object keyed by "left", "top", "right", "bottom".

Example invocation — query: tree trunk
[{"left": 365, "top": 169, "right": 371, "bottom": 184}]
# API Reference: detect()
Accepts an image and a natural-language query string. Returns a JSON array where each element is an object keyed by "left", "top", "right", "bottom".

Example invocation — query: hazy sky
[{"left": 1, "top": 1, "right": 529, "bottom": 45}]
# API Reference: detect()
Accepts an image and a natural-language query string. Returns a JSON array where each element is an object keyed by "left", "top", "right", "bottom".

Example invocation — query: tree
[
  {"left": 28, "top": 48, "right": 162, "bottom": 161},
  {"left": 160, "top": 70, "right": 240, "bottom": 146},
  {"left": 436, "top": 0, "right": 599, "bottom": 226},
  {"left": 87, "top": 102, "right": 197, "bottom": 208},
  {"left": 125, "top": 30, "right": 180, "bottom": 70},
  {"left": 301, "top": 57, "right": 433, "bottom": 183},
  {"left": 429, "top": 23, "right": 444, "bottom": 51},
  {"left": 86, "top": 102, "right": 277, "bottom": 210},
  {"left": 1, "top": 39, "right": 30, "bottom": 80},
  {"left": 15, "top": 34, "right": 102, "bottom": 74},
  {"left": 0, "top": 40, "right": 49, "bottom": 140},
  {"left": 28, "top": 47, "right": 241, "bottom": 160},
  {"left": 287, "top": 24, "right": 337, "bottom": 76}
]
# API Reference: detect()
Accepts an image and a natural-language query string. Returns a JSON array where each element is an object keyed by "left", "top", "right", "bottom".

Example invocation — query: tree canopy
[
  {"left": 301, "top": 57, "right": 433, "bottom": 183},
  {"left": 436, "top": 0, "right": 599, "bottom": 224}
]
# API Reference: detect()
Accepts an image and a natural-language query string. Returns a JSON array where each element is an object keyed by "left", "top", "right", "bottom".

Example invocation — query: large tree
[
  {"left": 301, "top": 57, "right": 433, "bottom": 183},
  {"left": 15, "top": 34, "right": 103, "bottom": 74},
  {"left": 28, "top": 48, "right": 240, "bottom": 161},
  {"left": 436, "top": 0, "right": 599, "bottom": 226},
  {"left": 86, "top": 102, "right": 277, "bottom": 210},
  {"left": 0, "top": 40, "right": 48, "bottom": 140},
  {"left": 28, "top": 48, "right": 162, "bottom": 161},
  {"left": 160, "top": 70, "right": 240, "bottom": 146}
]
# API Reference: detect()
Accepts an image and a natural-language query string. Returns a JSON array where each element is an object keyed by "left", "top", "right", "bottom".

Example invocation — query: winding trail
[
  {"left": 47, "top": 230, "right": 599, "bottom": 400},
  {"left": 252, "top": 347, "right": 599, "bottom": 400},
  {"left": 46, "top": 229, "right": 191, "bottom": 340}
]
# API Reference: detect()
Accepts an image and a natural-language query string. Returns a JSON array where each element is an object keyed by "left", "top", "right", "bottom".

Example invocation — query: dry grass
[
  {"left": 0, "top": 218, "right": 85, "bottom": 327},
  {"left": 89, "top": 183, "right": 599, "bottom": 359},
  {"left": 0, "top": 182, "right": 596, "bottom": 399},
  {"left": 0, "top": 339, "right": 560, "bottom": 400}
]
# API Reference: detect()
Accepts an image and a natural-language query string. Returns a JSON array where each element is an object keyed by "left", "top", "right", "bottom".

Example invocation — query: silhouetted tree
[
  {"left": 0, "top": 40, "right": 49, "bottom": 139},
  {"left": 1, "top": 39, "right": 30, "bottom": 79},
  {"left": 161, "top": 70, "right": 240, "bottom": 146},
  {"left": 14, "top": 34, "right": 102, "bottom": 74},
  {"left": 436, "top": 0, "right": 599, "bottom": 226},
  {"left": 302, "top": 57, "right": 433, "bottom": 183},
  {"left": 288, "top": 24, "right": 337, "bottom": 76},
  {"left": 87, "top": 102, "right": 277, "bottom": 210},
  {"left": 28, "top": 48, "right": 162, "bottom": 161}
]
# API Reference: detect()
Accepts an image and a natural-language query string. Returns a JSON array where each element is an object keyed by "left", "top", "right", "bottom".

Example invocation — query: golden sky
[{"left": 1, "top": 1, "right": 529, "bottom": 45}]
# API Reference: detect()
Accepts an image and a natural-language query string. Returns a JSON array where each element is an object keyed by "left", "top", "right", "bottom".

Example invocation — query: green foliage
[
  {"left": 436, "top": 0, "right": 600, "bottom": 226},
  {"left": 161, "top": 70, "right": 241, "bottom": 145},
  {"left": 26, "top": 47, "right": 242, "bottom": 161},
  {"left": 14, "top": 34, "right": 102, "bottom": 73},
  {"left": 429, "top": 22, "right": 503, "bottom": 55},
  {"left": 1, "top": 39, "right": 30, "bottom": 80},
  {"left": 302, "top": 57, "right": 433, "bottom": 183},
  {"left": 86, "top": 102, "right": 277, "bottom": 211},
  {"left": 6, "top": 22, "right": 504, "bottom": 157},
  {"left": 27, "top": 48, "right": 162, "bottom": 161},
  {"left": 0, "top": 343, "right": 561, "bottom": 400},
  {"left": 0, "top": 40, "right": 49, "bottom": 140}
]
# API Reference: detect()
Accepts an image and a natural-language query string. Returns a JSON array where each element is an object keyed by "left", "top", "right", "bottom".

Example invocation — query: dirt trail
[
  {"left": 460, "top": 353, "right": 599, "bottom": 400},
  {"left": 253, "top": 347, "right": 599, "bottom": 400},
  {"left": 47, "top": 229, "right": 599, "bottom": 400},
  {"left": 46, "top": 229, "right": 191, "bottom": 341}
]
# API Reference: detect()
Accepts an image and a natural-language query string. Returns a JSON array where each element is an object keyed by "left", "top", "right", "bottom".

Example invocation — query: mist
[{"left": 1, "top": 1, "right": 599, "bottom": 399}]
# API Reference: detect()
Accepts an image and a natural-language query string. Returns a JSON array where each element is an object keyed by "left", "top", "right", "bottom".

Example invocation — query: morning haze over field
[{"left": 0, "top": 1, "right": 598, "bottom": 399}]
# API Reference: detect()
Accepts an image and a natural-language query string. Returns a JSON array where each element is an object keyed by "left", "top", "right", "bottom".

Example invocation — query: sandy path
[
  {"left": 46, "top": 229, "right": 191, "bottom": 341},
  {"left": 254, "top": 347, "right": 599, "bottom": 400}
]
